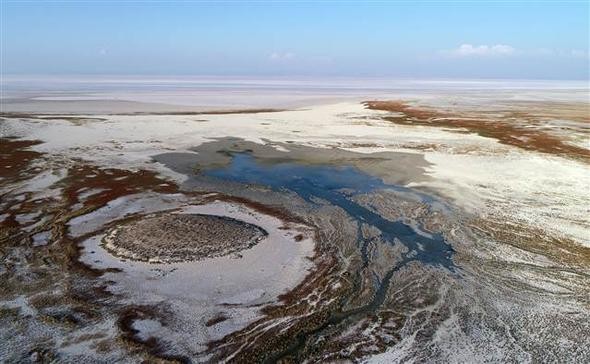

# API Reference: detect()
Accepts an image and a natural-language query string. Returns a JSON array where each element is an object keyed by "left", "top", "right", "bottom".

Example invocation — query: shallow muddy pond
[
  {"left": 201, "top": 152, "right": 455, "bottom": 360},
  {"left": 204, "top": 153, "right": 454, "bottom": 270}
]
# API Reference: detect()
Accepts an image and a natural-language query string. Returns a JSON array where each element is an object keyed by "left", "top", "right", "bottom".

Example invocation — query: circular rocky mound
[{"left": 102, "top": 213, "right": 268, "bottom": 263}]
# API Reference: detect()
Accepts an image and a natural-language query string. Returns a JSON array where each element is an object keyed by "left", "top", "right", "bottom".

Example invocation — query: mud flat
[
  {"left": 156, "top": 141, "right": 590, "bottom": 363},
  {"left": 102, "top": 213, "right": 268, "bottom": 263},
  {"left": 1, "top": 84, "right": 589, "bottom": 362}
]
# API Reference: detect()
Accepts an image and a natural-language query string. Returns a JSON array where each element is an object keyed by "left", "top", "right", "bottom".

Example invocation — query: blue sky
[{"left": 1, "top": 1, "right": 588, "bottom": 79}]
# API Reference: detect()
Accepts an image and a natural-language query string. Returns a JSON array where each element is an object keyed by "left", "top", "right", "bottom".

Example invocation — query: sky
[{"left": 1, "top": 1, "right": 589, "bottom": 80}]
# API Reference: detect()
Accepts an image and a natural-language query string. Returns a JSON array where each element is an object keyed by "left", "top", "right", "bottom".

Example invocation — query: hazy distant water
[{"left": 1, "top": 75, "right": 588, "bottom": 112}]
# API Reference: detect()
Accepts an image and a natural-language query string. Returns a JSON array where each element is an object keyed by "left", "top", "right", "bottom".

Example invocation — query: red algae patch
[
  {"left": 0, "top": 138, "right": 43, "bottom": 181},
  {"left": 61, "top": 164, "right": 178, "bottom": 209}
]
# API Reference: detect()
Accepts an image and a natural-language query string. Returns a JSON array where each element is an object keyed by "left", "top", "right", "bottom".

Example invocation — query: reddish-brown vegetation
[{"left": 364, "top": 101, "right": 590, "bottom": 162}]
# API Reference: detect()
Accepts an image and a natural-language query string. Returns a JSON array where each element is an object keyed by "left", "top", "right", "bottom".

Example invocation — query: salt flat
[{"left": 1, "top": 78, "right": 589, "bottom": 362}]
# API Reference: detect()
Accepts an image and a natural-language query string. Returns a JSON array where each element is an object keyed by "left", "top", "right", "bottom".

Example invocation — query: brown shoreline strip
[{"left": 364, "top": 100, "right": 590, "bottom": 162}]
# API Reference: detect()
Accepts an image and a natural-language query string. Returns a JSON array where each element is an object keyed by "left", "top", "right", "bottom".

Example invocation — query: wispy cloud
[
  {"left": 269, "top": 52, "right": 295, "bottom": 61},
  {"left": 445, "top": 44, "right": 515, "bottom": 57},
  {"left": 442, "top": 44, "right": 589, "bottom": 60},
  {"left": 568, "top": 49, "right": 589, "bottom": 58},
  {"left": 461, "top": 44, "right": 515, "bottom": 56},
  {"left": 529, "top": 48, "right": 589, "bottom": 58}
]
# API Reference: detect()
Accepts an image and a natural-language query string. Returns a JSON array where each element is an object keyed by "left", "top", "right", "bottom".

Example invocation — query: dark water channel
[
  {"left": 205, "top": 153, "right": 454, "bottom": 270},
  {"left": 203, "top": 153, "right": 454, "bottom": 361}
]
